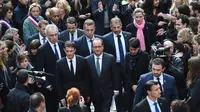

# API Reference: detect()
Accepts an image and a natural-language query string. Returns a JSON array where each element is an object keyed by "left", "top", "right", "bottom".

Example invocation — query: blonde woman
[
  {"left": 23, "top": 3, "right": 44, "bottom": 45},
  {"left": 56, "top": 0, "right": 71, "bottom": 22}
]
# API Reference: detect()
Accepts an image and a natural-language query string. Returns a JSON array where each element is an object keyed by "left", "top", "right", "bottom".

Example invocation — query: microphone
[{"left": 27, "top": 71, "right": 54, "bottom": 76}]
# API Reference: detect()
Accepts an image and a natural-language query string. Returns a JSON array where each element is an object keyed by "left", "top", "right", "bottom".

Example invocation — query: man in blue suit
[
  {"left": 133, "top": 58, "right": 178, "bottom": 109},
  {"left": 103, "top": 17, "right": 132, "bottom": 112}
]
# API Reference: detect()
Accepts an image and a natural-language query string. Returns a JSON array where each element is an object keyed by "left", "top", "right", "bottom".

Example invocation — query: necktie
[
  {"left": 71, "top": 33, "right": 74, "bottom": 41},
  {"left": 42, "top": 37, "right": 46, "bottom": 44},
  {"left": 54, "top": 44, "right": 59, "bottom": 60},
  {"left": 70, "top": 60, "right": 74, "bottom": 75},
  {"left": 117, "top": 35, "right": 124, "bottom": 65},
  {"left": 157, "top": 77, "right": 163, "bottom": 96},
  {"left": 90, "top": 39, "right": 93, "bottom": 54},
  {"left": 154, "top": 102, "right": 160, "bottom": 112},
  {"left": 96, "top": 57, "right": 101, "bottom": 76}
]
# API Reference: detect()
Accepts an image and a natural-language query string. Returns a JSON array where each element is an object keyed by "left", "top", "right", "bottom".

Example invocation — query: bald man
[
  {"left": 163, "top": 40, "right": 185, "bottom": 100},
  {"left": 47, "top": 7, "right": 66, "bottom": 32}
]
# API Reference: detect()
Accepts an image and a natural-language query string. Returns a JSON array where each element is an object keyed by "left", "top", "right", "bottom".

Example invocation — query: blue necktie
[
  {"left": 117, "top": 35, "right": 124, "bottom": 65},
  {"left": 157, "top": 77, "right": 163, "bottom": 96},
  {"left": 96, "top": 57, "right": 100, "bottom": 76},
  {"left": 71, "top": 33, "right": 74, "bottom": 41},
  {"left": 154, "top": 102, "right": 160, "bottom": 112},
  {"left": 42, "top": 37, "right": 46, "bottom": 44},
  {"left": 54, "top": 44, "right": 59, "bottom": 60}
]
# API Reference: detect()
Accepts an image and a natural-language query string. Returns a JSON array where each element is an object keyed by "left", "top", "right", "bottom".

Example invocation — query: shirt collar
[
  {"left": 66, "top": 55, "right": 76, "bottom": 62},
  {"left": 94, "top": 53, "right": 103, "bottom": 59},
  {"left": 153, "top": 74, "right": 164, "bottom": 84},
  {"left": 48, "top": 40, "right": 58, "bottom": 47},
  {"left": 86, "top": 35, "right": 95, "bottom": 41},
  {"left": 146, "top": 96, "right": 158, "bottom": 107},
  {"left": 113, "top": 32, "right": 123, "bottom": 37}
]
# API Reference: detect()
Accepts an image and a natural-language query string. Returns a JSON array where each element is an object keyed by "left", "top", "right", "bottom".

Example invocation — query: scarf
[{"left": 133, "top": 19, "right": 146, "bottom": 51}]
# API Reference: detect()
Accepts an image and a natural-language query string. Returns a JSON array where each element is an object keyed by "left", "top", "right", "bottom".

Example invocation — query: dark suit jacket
[
  {"left": 125, "top": 22, "right": 155, "bottom": 52},
  {"left": 56, "top": 55, "right": 90, "bottom": 100},
  {"left": 26, "top": 33, "right": 39, "bottom": 51},
  {"left": 134, "top": 97, "right": 169, "bottom": 112},
  {"left": 59, "top": 105, "right": 89, "bottom": 112},
  {"left": 124, "top": 51, "right": 149, "bottom": 89},
  {"left": 86, "top": 53, "right": 119, "bottom": 101},
  {"left": 187, "top": 77, "right": 200, "bottom": 112},
  {"left": 103, "top": 31, "right": 132, "bottom": 60},
  {"left": 36, "top": 41, "right": 65, "bottom": 87},
  {"left": 59, "top": 29, "right": 84, "bottom": 42},
  {"left": 92, "top": 0, "right": 119, "bottom": 35},
  {"left": 75, "top": 35, "right": 102, "bottom": 57},
  {"left": 134, "top": 72, "right": 178, "bottom": 106}
]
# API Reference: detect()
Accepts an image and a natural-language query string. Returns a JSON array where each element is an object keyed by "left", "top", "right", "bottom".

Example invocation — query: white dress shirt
[
  {"left": 153, "top": 74, "right": 164, "bottom": 92},
  {"left": 113, "top": 32, "right": 126, "bottom": 63},
  {"left": 146, "top": 96, "right": 161, "bottom": 112},
  {"left": 66, "top": 56, "right": 76, "bottom": 75},
  {"left": 39, "top": 33, "right": 48, "bottom": 45},
  {"left": 94, "top": 53, "right": 103, "bottom": 73},
  {"left": 86, "top": 36, "right": 95, "bottom": 54},
  {"left": 48, "top": 41, "right": 62, "bottom": 60},
  {"left": 69, "top": 29, "right": 78, "bottom": 41}
]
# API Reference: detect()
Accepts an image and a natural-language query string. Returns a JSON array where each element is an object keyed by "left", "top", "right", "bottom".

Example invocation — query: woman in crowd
[
  {"left": 56, "top": 0, "right": 71, "bottom": 25},
  {"left": 171, "top": 100, "right": 190, "bottom": 112},
  {"left": 125, "top": 8, "right": 155, "bottom": 53},
  {"left": 23, "top": 3, "right": 44, "bottom": 45},
  {"left": 192, "top": 34, "right": 200, "bottom": 56},
  {"left": 0, "top": 40, "right": 10, "bottom": 112},
  {"left": 0, "top": 2, "right": 14, "bottom": 36},
  {"left": 28, "top": 39, "right": 41, "bottom": 69},
  {"left": 189, "top": 17, "right": 199, "bottom": 35},
  {"left": 186, "top": 56, "right": 200, "bottom": 112},
  {"left": 59, "top": 87, "right": 89, "bottom": 112},
  {"left": 170, "top": 0, "right": 189, "bottom": 14},
  {"left": 70, "top": 0, "right": 91, "bottom": 28},
  {"left": 11, "top": 52, "right": 33, "bottom": 87}
]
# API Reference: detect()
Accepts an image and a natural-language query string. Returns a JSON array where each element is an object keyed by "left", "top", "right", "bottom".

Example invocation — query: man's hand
[
  {"left": 114, "top": 91, "right": 119, "bottom": 98},
  {"left": 60, "top": 98, "right": 66, "bottom": 107},
  {"left": 112, "top": 4, "right": 117, "bottom": 11},
  {"left": 132, "top": 85, "right": 137, "bottom": 92},
  {"left": 98, "top": 2, "right": 103, "bottom": 10},
  {"left": 156, "top": 28, "right": 166, "bottom": 36},
  {"left": 79, "top": 96, "right": 85, "bottom": 106}
]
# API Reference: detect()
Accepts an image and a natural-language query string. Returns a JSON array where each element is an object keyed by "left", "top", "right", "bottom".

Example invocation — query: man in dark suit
[
  {"left": 134, "top": 80, "right": 169, "bottom": 112},
  {"left": 56, "top": 41, "right": 90, "bottom": 105},
  {"left": 75, "top": 19, "right": 102, "bottom": 57},
  {"left": 92, "top": 0, "right": 120, "bottom": 35},
  {"left": 103, "top": 17, "right": 132, "bottom": 112},
  {"left": 36, "top": 24, "right": 65, "bottom": 112},
  {"left": 59, "top": 17, "right": 84, "bottom": 42},
  {"left": 133, "top": 58, "right": 178, "bottom": 108},
  {"left": 26, "top": 20, "right": 49, "bottom": 51},
  {"left": 86, "top": 38, "right": 120, "bottom": 112}
]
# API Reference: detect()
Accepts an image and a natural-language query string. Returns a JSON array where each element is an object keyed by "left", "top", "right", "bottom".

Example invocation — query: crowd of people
[{"left": 0, "top": 0, "right": 200, "bottom": 112}]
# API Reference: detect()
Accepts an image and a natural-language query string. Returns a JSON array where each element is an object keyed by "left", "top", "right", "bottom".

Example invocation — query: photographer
[
  {"left": 163, "top": 40, "right": 186, "bottom": 99},
  {"left": 125, "top": 38, "right": 149, "bottom": 112}
]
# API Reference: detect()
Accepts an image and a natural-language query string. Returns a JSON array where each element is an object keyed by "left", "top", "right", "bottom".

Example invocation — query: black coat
[
  {"left": 56, "top": 55, "right": 90, "bottom": 100},
  {"left": 125, "top": 22, "right": 155, "bottom": 53},
  {"left": 187, "top": 77, "right": 200, "bottom": 112},
  {"left": 124, "top": 51, "right": 149, "bottom": 88},
  {"left": 59, "top": 105, "right": 89, "bottom": 112},
  {"left": 59, "top": 29, "right": 84, "bottom": 42},
  {"left": 6, "top": 83, "right": 30, "bottom": 112}
]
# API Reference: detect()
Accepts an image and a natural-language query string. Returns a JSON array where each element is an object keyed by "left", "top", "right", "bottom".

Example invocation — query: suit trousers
[{"left": 115, "top": 63, "right": 126, "bottom": 112}]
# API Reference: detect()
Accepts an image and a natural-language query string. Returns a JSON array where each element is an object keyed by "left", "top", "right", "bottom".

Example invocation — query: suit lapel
[
  {"left": 163, "top": 74, "right": 167, "bottom": 96},
  {"left": 46, "top": 42, "right": 57, "bottom": 60},
  {"left": 110, "top": 33, "right": 116, "bottom": 56},
  {"left": 122, "top": 32, "right": 129, "bottom": 51},
  {"left": 83, "top": 36, "right": 91, "bottom": 55},
  {"left": 101, "top": 53, "right": 107, "bottom": 76},
  {"left": 64, "top": 57, "right": 71, "bottom": 73},
  {"left": 158, "top": 98, "right": 164, "bottom": 112},
  {"left": 144, "top": 98, "right": 151, "bottom": 112}
]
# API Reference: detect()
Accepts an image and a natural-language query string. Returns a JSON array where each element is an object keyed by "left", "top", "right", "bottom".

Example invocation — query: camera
[
  {"left": 150, "top": 42, "right": 171, "bottom": 59},
  {"left": 28, "top": 71, "right": 46, "bottom": 86}
]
